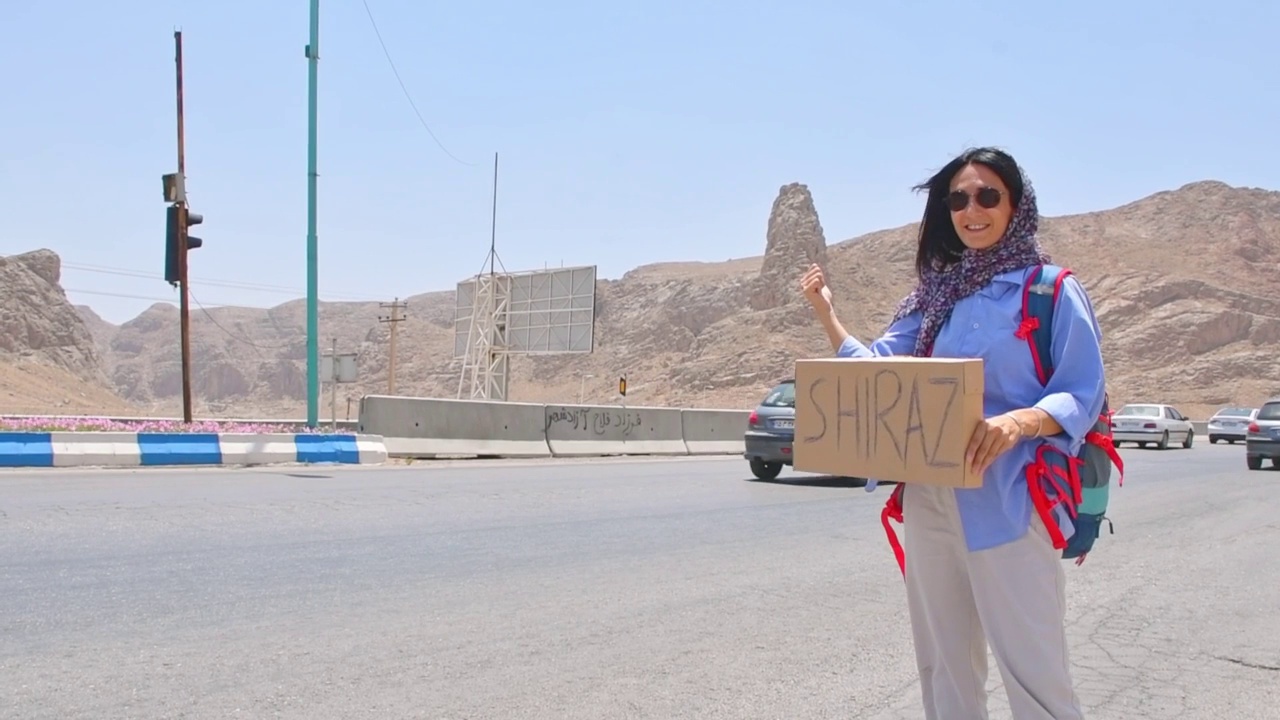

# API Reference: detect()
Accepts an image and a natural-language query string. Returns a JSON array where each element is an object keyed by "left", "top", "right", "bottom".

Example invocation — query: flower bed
[{"left": 0, "top": 416, "right": 321, "bottom": 434}]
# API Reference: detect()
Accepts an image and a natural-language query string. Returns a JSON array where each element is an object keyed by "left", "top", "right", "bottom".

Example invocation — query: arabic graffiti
[{"left": 546, "top": 407, "right": 645, "bottom": 437}]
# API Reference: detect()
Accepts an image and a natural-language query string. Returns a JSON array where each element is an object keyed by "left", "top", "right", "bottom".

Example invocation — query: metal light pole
[{"left": 305, "top": 0, "right": 320, "bottom": 427}]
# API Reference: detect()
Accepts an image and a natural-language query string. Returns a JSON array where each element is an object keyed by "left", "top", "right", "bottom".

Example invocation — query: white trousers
[{"left": 902, "top": 482, "right": 1084, "bottom": 720}]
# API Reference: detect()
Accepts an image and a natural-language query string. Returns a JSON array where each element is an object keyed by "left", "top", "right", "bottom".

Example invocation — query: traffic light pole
[
  {"left": 305, "top": 0, "right": 321, "bottom": 427},
  {"left": 174, "top": 30, "right": 194, "bottom": 424}
]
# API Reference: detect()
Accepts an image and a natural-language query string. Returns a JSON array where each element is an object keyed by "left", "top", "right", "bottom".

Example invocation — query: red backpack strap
[
  {"left": 882, "top": 484, "right": 906, "bottom": 577},
  {"left": 1085, "top": 426, "right": 1125, "bottom": 486},
  {"left": 1018, "top": 264, "right": 1073, "bottom": 386}
]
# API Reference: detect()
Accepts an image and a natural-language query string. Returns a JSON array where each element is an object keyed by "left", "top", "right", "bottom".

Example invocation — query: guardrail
[{"left": 357, "top": 395, "right": 752, "bottom": 459}]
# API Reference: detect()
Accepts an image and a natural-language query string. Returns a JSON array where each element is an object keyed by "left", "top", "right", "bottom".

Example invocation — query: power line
[
  {"left": 359, "top": 0, "right": 478, "bottom": 167},
  {"left": 187, "top": 288, "right": 298, "bottom": 353},
  {"left": 61, "top": 261, "right": 387, "bottom": 302}
]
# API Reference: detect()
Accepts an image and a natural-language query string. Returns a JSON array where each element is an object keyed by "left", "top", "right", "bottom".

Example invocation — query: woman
[{"left": 800, "top": 147, "right": 1106, "bottom": 719}]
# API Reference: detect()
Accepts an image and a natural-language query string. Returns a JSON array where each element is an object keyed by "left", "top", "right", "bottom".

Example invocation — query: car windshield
[
  {"left": 760, "top": 382, "right": 795, "bottom": 408},
  {"left": 1257, "top": 403, "right": 1280, "bottom": 421},
  {"left": 1117, "top": 405, "right": 1161, "bottom": 417},
  {"left": 1214, "top": 407, "right": 1254, "bottom": 418}
]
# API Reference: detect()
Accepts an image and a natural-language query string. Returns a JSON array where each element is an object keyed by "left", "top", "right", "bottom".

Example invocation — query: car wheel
[
  {"left": 749, "top": 458, "right": 783, "bottom": 481},
  {"left": 1182, "top": 429, "right": 1194, "bottom": 449},
  {"left": 1209, "top": 435, "right": 1219, "bottom": 444},
  {"left": 1247, "top": 455, "right": 1262, "bottom": 471},
  {"left": 1157, "top": 431, "right": 1170, "bottom": 450}
]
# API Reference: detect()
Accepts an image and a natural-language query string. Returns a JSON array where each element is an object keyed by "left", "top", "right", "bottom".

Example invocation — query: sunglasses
[{"left": 945, "top": 187, "right": 1002, "bottom": 212}]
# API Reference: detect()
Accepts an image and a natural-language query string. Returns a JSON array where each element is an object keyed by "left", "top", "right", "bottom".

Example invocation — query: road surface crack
[{"left": 1214, "top": 655, "right": 1280, "bottom": 672}]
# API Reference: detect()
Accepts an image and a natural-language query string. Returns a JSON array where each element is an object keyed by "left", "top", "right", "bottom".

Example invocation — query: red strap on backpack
[
  {"left": 882, "top": 484, "right": 906, "bottom": 577},
  {"left": 1085, "top": 428, "right": 1125, "bottom": 486}
]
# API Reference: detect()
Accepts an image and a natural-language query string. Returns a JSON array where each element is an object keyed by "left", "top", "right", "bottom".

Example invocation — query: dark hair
[{"left": 911, "top": 146, "right": 1025, "bottom": 279}]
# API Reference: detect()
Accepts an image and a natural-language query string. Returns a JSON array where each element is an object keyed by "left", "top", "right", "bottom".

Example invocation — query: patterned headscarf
[{"left": 890, "top": 168, "right": 1051, "bottom": 357}]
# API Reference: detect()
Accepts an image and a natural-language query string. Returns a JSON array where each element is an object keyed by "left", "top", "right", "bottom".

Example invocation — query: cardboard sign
[{"left": 793, "top": 357, "right": 985, "bottom": 488}]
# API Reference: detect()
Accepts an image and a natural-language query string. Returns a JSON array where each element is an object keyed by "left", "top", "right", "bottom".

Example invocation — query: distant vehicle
[
  {"left": 1110, "top": 403, "right": 1195, "bottom": 449},
  {"left": 743, "top": 379, "right": 795, "bottom": 480},
  {"left": 1245, "top": 397, "right": 1280, "bottom": 471},
  {"left": 1207, "top": 406, "right": 1258, "bottom": 444}
]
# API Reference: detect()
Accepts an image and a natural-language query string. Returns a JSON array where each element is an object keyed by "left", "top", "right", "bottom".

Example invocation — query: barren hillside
[
  {"left": 11, "top": 179, "right": 1280, "bottom": 420},
  {"left": 0, "top": 250, "right": 136, "bottom": 415}
]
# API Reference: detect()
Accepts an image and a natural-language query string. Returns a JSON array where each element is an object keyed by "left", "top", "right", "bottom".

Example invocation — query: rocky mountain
[
  {"left": 9, "top": 179, "right": 1280, "bottom": 420},
  {"left": 0, "top": 250, "right": 135, "bottom": 414}
]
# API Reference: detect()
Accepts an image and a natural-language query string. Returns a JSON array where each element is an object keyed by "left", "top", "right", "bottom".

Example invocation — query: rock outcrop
[
  {"left": 751, "top": 182, "right": 829, "bottom": 310},
  {"left": 0, "top": 249, "right": 108, "bottom": 384}
]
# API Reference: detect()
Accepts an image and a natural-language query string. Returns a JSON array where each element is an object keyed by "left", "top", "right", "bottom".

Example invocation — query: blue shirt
[{"left": 837, "top": 266, "right": 1107, "bottom": 552}]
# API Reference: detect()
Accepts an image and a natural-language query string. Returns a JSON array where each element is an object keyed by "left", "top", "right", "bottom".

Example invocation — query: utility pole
[
  {"left": 378, "top": 298, "right": 407, "bottom": 394},
  {"left": 174, "top": 30, "right": 194, "bottom": 424},
  {"left": 329, "top": 337, "right": 338, "bottom": 432},
  {"left": 305, "top": 0, "right": 321, "bottom": 427}
]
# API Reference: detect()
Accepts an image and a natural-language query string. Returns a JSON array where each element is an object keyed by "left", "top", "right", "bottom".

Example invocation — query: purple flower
[{"left": 0, "top": 416, "right": 327, "bottom": 434}]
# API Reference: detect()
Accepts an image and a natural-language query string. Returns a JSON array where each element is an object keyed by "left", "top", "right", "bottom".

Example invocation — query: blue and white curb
[{"left": 0, "top": 432, "right": 388, "bottom": 468}]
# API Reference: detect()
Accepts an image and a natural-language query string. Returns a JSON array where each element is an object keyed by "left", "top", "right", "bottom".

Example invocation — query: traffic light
[
  {"left": 165, "top": 205, "right": 203, "bottom": 285},
  {"left": 618, "top": 375, "right": 627, "bottom": 397}
]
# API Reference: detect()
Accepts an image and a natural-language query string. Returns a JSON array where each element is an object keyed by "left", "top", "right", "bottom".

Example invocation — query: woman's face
[{"left": 946, "top": 163, "right": 1014, "bottom": 251}]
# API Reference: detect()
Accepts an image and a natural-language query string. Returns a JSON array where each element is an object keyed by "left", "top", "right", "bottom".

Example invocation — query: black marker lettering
[
  {"left": 803, "top": 378, "right": 828, "bottom": 444},
  {"left": 926, "top": 377, "right": 961, "bottom": 468},
  {"left": 902, "top": 375, "right": 928, "bottom": 468},
  {"left": 862, "top": 375, "right": 872, "bottom": 458},
  {"left": 873, "top": 369, "right": 905, "bottom": 461},
  {"left": 837, "top": 374, "right": 862, "bottom": 454}
]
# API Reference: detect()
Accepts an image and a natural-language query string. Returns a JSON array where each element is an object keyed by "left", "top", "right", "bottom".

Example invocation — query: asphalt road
[{"left": 1, "top": 444, "right": 1277, "bottom": 719}]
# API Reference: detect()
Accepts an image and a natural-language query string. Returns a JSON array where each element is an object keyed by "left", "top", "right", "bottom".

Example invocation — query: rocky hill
[
  {"left": 9, "top": 179, "right": 1280, "bottom": 420},
  {"left": 0, "top": 250, "right": 136, "bottom": 415}
]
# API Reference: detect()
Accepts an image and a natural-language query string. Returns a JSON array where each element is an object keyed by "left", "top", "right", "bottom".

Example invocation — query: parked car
[
  {"left": 743, "top": 379, "right": 795, "bottom": 480},
  {"left": 1110, "top": 403, "right": 1195, "bottom": 449},
  {"left": 1207, "top": 406, "right": 1258, "bottom": 444},
  {"left": 1245, "top": 397, "right": 1280, "bottom": 471}
]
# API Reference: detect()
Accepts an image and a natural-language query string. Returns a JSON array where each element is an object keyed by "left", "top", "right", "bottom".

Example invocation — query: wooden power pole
[
  {"left": 174, "top": 30, "right": 193, "bottom": 423},
  {"left": 378, "top": 298, "right": 407, "bottom": 394}
]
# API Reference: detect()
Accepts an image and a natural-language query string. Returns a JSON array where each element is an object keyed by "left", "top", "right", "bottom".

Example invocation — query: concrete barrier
[
  {"left": 358, "top": 395, "right": 550, "bottom": 458},
  {"left": 51, "top": 432, "right": 141, "bottom": 467},
  {"left": 219, "top": 434, "right": 302, "bottom": 466},
  {"left": 0, "top": 433, "right": 388, "bottom": 468},
  {"left": 681, "top": 409, "right": 750, "bottom": 455},
  {"left": 543, "top": 404, "right": 687, "bottom": 457},
  {"left": 0, "top": 432, "right": 54, "bottom": 467},
  {"left": 1192, "top": 421, "right": 1207, "bottom": 436}
]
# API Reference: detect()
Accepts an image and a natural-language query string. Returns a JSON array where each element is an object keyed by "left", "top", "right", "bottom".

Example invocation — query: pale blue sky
[{"left": 2, "top": 0, "right": 1276, "bottom": 324}]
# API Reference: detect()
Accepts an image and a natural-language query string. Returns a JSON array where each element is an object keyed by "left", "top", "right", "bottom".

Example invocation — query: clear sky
[{"left": 2, "top": 0, "right": 1276, "bottom": 324}]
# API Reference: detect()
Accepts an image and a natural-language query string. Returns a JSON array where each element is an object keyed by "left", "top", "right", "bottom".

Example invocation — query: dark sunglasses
[{"left": 945, "top": 187, "right": 1002, "bottom": 212}]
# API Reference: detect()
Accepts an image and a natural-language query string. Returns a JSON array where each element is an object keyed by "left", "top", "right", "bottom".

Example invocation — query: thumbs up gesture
[{"left": 800, "top": 264, "right": 833, "bottom": 316}]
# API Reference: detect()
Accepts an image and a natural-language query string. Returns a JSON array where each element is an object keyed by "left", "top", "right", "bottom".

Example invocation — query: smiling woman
[{"left": 801, "top": 146, "right": 1111, "bottom": 719}]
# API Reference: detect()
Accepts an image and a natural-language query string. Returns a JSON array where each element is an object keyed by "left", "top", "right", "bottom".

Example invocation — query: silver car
[
  {"left": 743, "top": 379, "right": 796, "bottom": 480},
  {"left": 1110, "top": 403, "right": 1195, "bottom": 449},
  {"left": 1207, "top": 406, "right": 1257, "bottom": 444},
  {"left": 1245, "top": 397, "right": 1280, "bottom": 471}
]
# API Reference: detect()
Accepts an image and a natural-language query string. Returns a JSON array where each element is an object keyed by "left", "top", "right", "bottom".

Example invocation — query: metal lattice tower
[{"left": 456, "top": 272, "right": 510, "bottom": 401}]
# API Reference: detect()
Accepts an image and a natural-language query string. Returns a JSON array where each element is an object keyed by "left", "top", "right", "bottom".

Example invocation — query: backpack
[{"left": 879, "top": 264, "right": 1125, "bottom": 577}]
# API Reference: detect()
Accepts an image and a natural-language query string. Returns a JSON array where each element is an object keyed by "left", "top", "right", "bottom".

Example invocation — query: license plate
[
  {"left": 773, "top": 418, "right": 794, "bottom": 429},
  {"left": 1270, "top": 428, "right": 1280, "bottom": 439},
  {"left": 1119, "top": 421, "right": 1138, "bottom": 428}
]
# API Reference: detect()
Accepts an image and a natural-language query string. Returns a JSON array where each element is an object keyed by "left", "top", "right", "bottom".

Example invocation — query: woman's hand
[
  {"left": 966, "top": 413, "right": 1025, "bottom": 476},
  {"left": 800, "top": 263, "right": 834, "bottom": 316}
]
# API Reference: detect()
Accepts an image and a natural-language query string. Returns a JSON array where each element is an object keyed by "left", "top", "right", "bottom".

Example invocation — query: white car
[
  {"left": 1110, "top": 403, "right": 1195, "bottom": 449},
  {"left": 1207, "top": 406, "right": 1258, "bottom": 444}
]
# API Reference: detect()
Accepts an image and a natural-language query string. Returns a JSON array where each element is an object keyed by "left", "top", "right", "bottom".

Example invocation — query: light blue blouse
[{"left": 837, "top": 266, "right": 1108, "bottom": 551}]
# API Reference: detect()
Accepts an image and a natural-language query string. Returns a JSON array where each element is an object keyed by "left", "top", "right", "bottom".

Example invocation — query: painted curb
[{"left": 0, "top": 432, "right": 388, "bottom": 469}]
